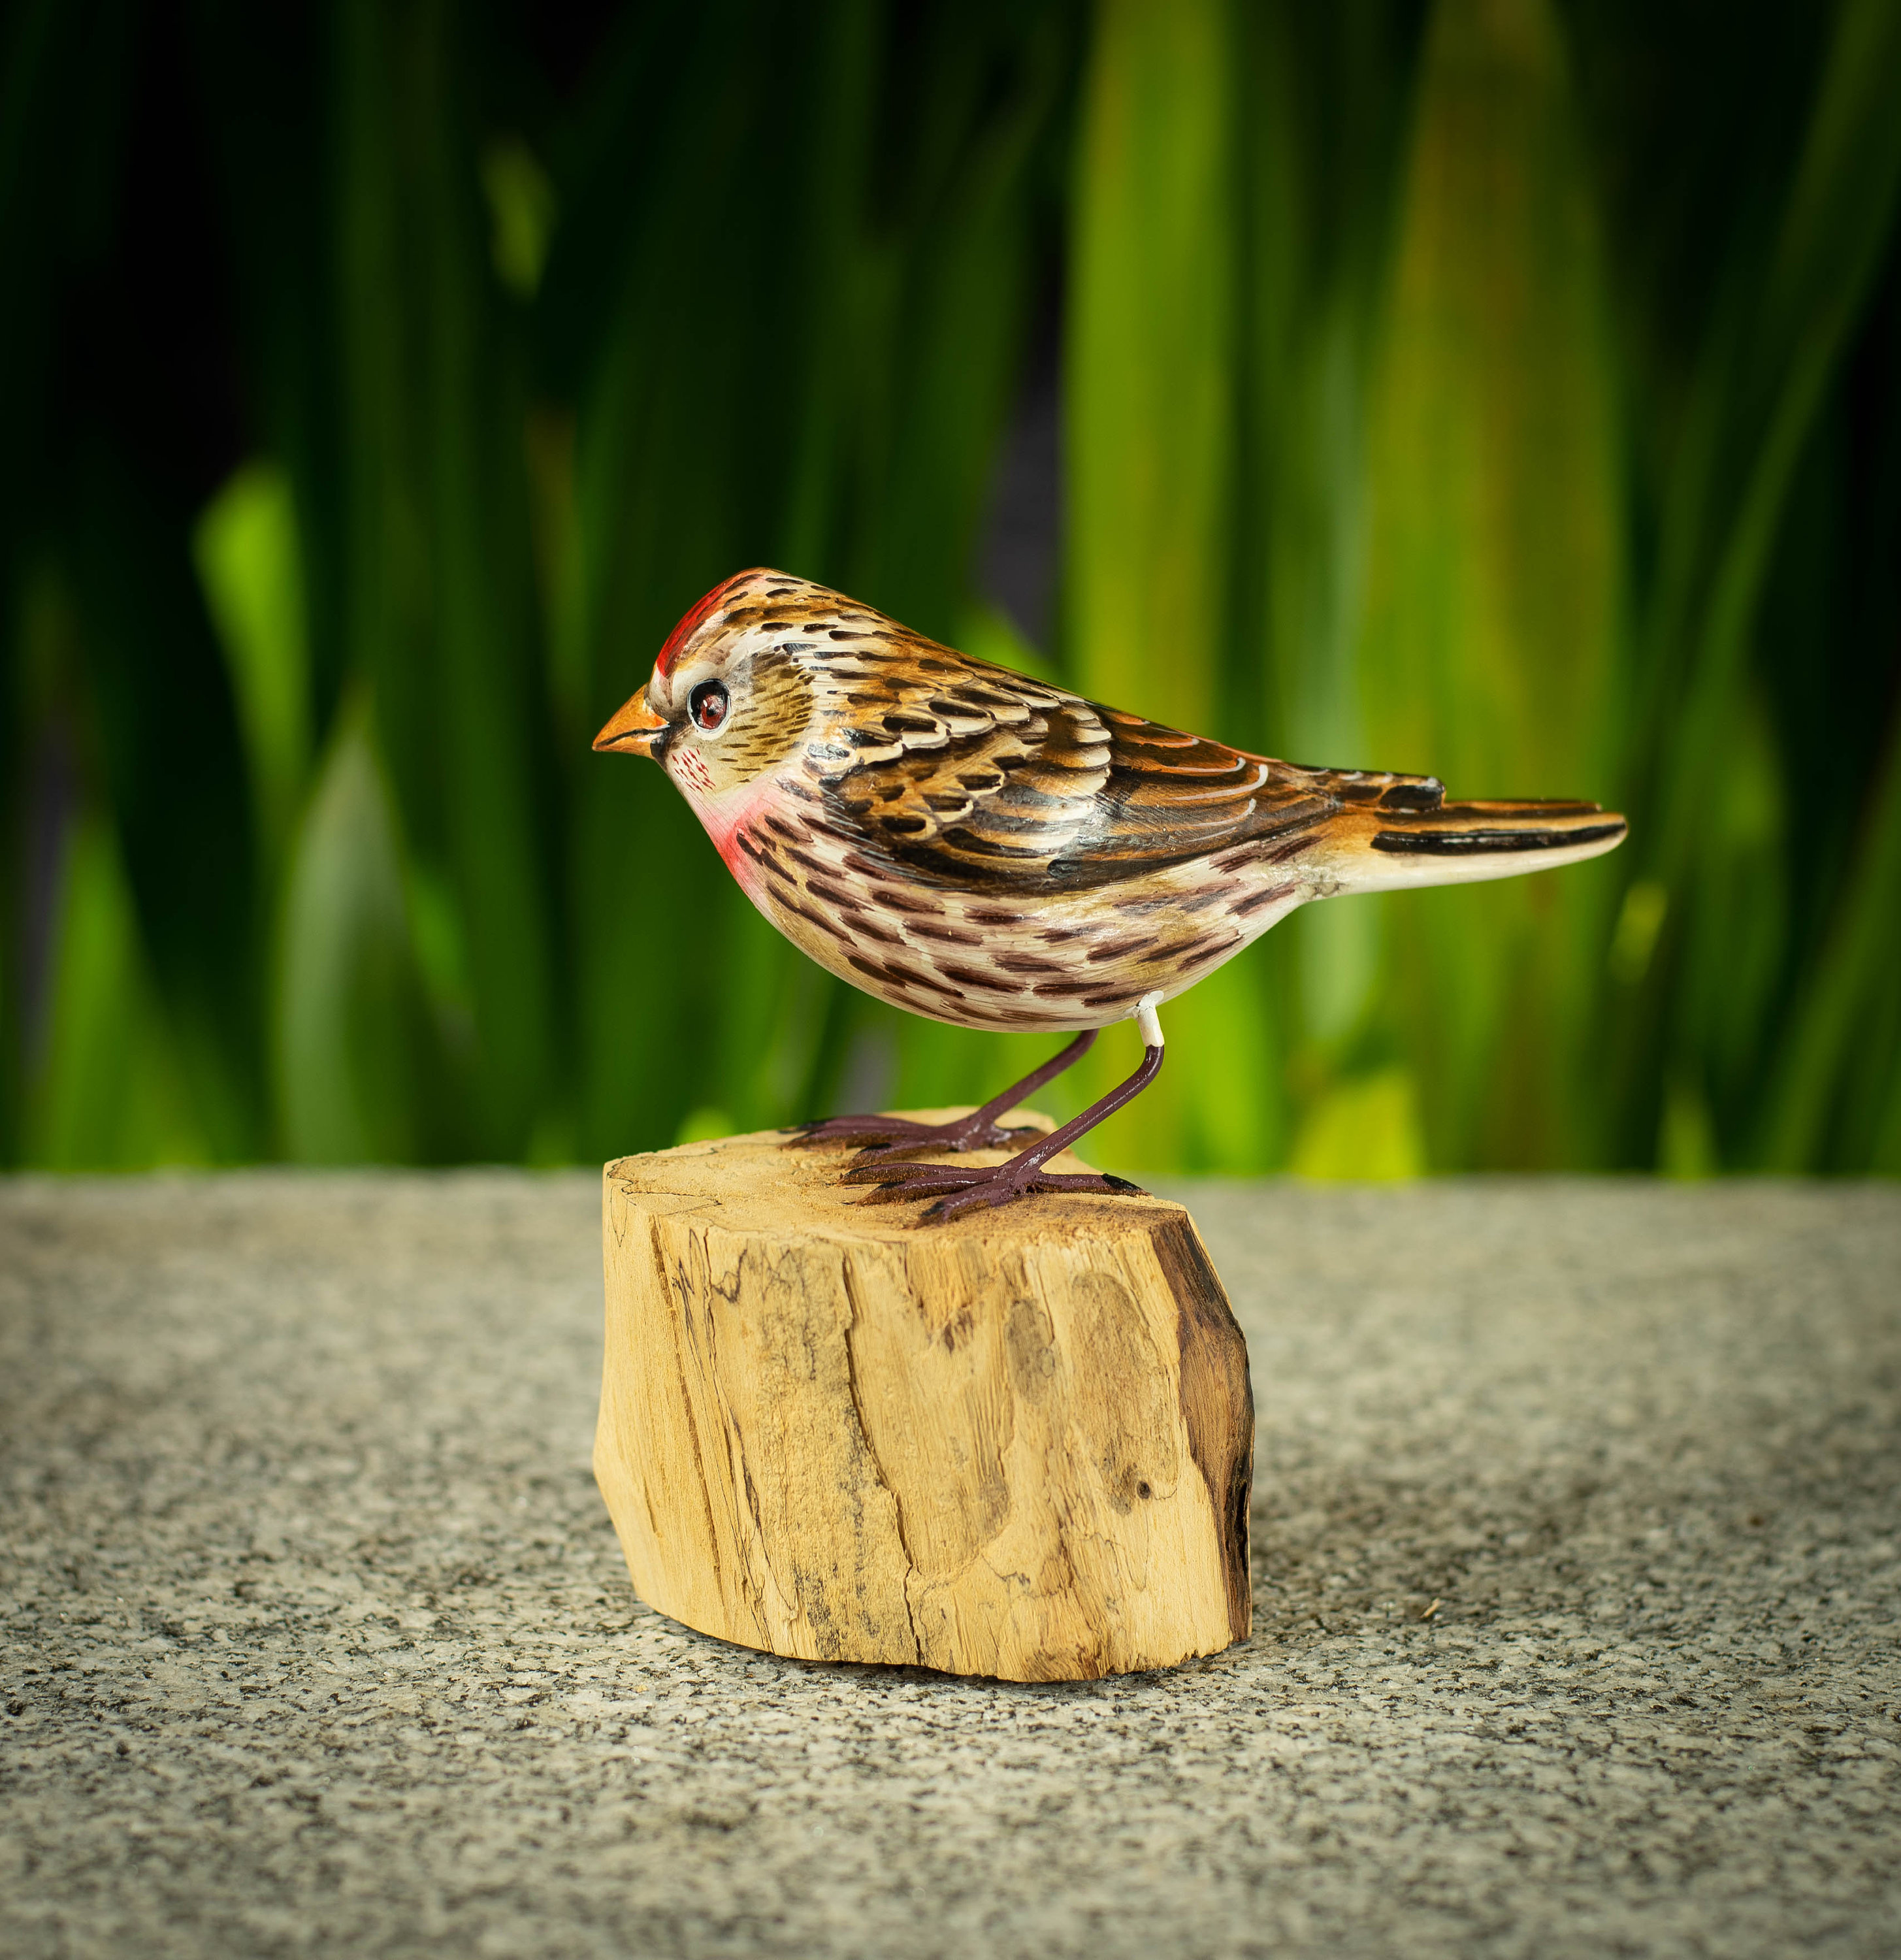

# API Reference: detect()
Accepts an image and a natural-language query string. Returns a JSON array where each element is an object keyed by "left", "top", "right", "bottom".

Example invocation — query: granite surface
[{"left": 1, "top": 1170, "right": 1897, "bottom": 1959}]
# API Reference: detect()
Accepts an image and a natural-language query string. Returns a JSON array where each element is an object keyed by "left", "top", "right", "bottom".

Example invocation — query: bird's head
[{"left": 592, "top": 569, "right": 822, "bottom": 802}]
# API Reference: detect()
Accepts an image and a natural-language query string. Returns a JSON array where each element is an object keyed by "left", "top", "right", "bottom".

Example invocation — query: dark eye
[{"left": 689, "top": 680, "right": 729, "bottom": 732}]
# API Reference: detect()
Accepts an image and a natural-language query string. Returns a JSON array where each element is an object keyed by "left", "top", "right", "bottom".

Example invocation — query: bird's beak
[{"left": 593, "top": 690, "right": 668, "bottom": 757}]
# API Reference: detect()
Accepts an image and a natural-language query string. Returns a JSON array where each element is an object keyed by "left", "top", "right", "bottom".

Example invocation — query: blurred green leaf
[
  {"left": 328, "top": 0, "right": 555, "bottom": 1157},
  {"left": 275, "top": 698, "right": 443, "bottom": 1163},
  {"left": 1755, "top": 708, "right": 1901, "bottom": 1169},
  {"left": 193, "top": 463, "right": 310, "bottom": 863},
  {"left": 1356, "top": 0, "right": 1625, "bottom": 1168},
  {"left": 481, "top": 137, "right": 556, "bottom": 301},
  {"left": 1065, "top": 0, "right": 1242, "bottom": 1170},
  {"left": 1644, "top": 0, "right": 1901, "bottom": 887},
  {"left": 1067, "top": 0, "right": 1235, "bottom": 734},
  {"left": 20, "top": 811, "right": 205, "bottom": 1169},
  {"left": 1291, "top": 1068, "right": 1424, "bottom": 1182}
]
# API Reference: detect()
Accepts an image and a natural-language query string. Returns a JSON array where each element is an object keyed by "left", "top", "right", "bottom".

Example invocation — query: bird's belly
[{"left": 732, "top": 809, "right": 1311, "bottom": 1033}]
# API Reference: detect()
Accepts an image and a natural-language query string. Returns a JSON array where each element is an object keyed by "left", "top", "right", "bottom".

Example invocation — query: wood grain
[{"left": 596, "top": 1112, "right": 1254, "bottom": 1681}]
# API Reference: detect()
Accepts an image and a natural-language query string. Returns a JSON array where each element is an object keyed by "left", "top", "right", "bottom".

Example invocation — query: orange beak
[{"left": 593, "top": 689, "right": 668, "bottom": 755}]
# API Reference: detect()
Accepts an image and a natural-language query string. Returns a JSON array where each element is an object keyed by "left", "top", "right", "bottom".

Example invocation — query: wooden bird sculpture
[{"left": 595, "top": 570, "right": 1626, "bottom": 1220}]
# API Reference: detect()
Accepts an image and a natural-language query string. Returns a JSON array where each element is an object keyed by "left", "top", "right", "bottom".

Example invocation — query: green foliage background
[{"left": 5, "top": 0, "right": 1899, "bottom": 1176}]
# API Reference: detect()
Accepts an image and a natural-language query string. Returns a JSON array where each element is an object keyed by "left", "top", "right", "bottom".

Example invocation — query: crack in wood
[{"left": 841, "top": 1256, "right": 926, "bottom": 1667}]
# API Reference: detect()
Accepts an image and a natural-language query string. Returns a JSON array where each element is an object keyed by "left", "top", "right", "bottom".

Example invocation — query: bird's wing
[
  {"left": 804, "top": 637, "right": 1406, "bottom": 892},
  {"left": 1080, "top": 711, "right": 1342, "bottom": 877},
  {"left": 806, "top": 649, "right": 1111, "bottom": 878}
]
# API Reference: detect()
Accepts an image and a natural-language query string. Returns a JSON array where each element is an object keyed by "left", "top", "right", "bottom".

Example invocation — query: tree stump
[{"left": 595, "top": 1113, "right": 1254, "bottom": 1682}]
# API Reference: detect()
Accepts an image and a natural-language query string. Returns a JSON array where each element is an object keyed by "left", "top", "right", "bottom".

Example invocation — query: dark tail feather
[{"left": 1312, "top": 775, "right": 1629, "bottom": 891}]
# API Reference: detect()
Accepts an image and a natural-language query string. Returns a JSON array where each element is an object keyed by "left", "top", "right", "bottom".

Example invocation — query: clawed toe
[
  {"left": 788, "top": 1113, "right": 1036, "bottom": 1158},
  {"left": 839, "top": 1158, "right": 967, "bottom": 1187},
  {"left": 841, "top": 1160, "right": 982, "bottom": 1201},
  {"left": 845, "top": 1124, "right": 1037, "bottom": 1166},
  {"left": 844, "top": 1158, "right": 1148, "bottom": 1222},
  {"left": 917, "top": 1169, "right": 1146, "bottom": 1222},
  {"left": 787, "top": 1114, "right": 930, "bottom": 1151}
]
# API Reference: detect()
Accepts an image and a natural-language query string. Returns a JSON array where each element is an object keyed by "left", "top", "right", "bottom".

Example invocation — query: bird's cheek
[{"left": 672, "top": 747, "right": 717, "bottom": 796}]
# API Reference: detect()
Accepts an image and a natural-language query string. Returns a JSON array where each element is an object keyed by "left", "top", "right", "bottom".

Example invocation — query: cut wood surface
[{"left": 596, "top": 1112, "right": 1254, "bottom": 1682}]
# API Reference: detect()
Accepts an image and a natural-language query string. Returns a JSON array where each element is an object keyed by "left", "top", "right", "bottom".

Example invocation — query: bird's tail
[{"left": 1293, "top": 766, "right": 1628, "bottom": 893}]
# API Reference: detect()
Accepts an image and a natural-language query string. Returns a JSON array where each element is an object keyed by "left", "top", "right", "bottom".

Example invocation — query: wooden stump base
[{"left": 595, "top": 1112, "right": 1254, "bottom": 1682}]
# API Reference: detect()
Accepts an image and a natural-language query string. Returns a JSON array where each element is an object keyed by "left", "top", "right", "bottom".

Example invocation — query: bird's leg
[
  {"left": 787, "top": 1029, "right": 1099, "bottom": 1160},
  {"left": 845, "top": 996, "right": 1166, "bottom": 1223}
]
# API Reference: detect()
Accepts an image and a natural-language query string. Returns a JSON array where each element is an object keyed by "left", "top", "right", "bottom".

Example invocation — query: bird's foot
[
  {"left": 786, "top": 1109, "right": 1039, "bottom": 1162},
  {"left": 839, "top": 1154, "right": 1147, "bottom": 1225}
]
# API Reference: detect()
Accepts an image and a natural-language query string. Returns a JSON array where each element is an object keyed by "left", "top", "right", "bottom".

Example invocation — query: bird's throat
[{"left": 677, "top": 770, "right": 780, "bottom": 904}]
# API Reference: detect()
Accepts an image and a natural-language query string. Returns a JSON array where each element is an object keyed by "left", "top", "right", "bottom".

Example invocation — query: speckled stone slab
[{"left": 3, "top": 1171, "right": 1898, "bottom": 1959}]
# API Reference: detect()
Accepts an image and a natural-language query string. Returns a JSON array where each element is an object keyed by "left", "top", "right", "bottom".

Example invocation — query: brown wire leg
[
  {"left": 845, "top": 1039, "right": 1163, "bottom": 1224},
  {"left": 786, "top": 1030, "right": 1099, "bottom": 1161}
]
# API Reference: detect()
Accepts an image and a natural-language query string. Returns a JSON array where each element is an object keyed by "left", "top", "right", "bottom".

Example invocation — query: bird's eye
[{"left": 689, "top": 680, "right": 729, "bottom": 732}]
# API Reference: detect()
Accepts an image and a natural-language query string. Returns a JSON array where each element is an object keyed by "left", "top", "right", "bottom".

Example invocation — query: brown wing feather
[
  {"left": 773, "top": 585, "right": 1463, "bottom": 891},
  {"left": 813, "top": 668, "right": 1419, "bottom": 893},
  {"left": 1087, "top": 711, "right": 1337, "bottom": 872}
]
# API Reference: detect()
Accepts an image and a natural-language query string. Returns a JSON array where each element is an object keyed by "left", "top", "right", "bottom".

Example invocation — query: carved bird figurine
[{"left": 594, "top": 569, "right": 1626, "bottom": 1221}]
